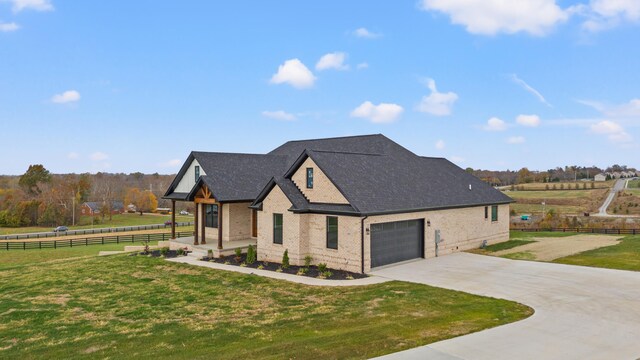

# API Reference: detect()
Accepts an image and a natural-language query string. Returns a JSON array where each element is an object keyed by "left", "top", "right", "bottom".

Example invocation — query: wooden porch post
[
  {"left": 217, "top": 203, "right": 223, "bottom": 250},
  {"left": 193, "top": 203, "right": 199, "bottom": 245},
  {"left": 171, "top": 200, "right": 176, "bottom": 239},
  {"left": 200, "top": 204, "right": 206, "bottom": 245}
]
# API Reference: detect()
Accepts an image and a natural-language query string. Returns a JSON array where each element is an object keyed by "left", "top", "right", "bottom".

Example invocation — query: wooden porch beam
[
  {"left": 193, "top": 203, "right": 199, "bottom": 245},
  {"left": 218, "top": 203, "right": 223, "bottom": 250},
  {"left": 171, "top": 200, "right": 176, "bottom": 240}
]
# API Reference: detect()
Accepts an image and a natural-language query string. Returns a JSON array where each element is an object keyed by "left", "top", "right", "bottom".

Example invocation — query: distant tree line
[
  {"left": 468, "top": 164, "right": 637, "bottom": 186},
  {"left": 0, "top": 165, "right": 187, "bottom": 228}
]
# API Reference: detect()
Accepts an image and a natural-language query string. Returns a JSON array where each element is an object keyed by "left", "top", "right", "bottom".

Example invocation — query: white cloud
[
  {"left": 590, "top": 120, "right": 632, "bottom": 142},
  {"left": 579, "top": 98, "right": 640, "bottom": 118},
  {"left": 435, "top": 140, "right": 445, "bottom": 150},
  {"left": 350, "top": 101, "right": 404, "bottom": 124},
  {"left": 356, "top": 62, "right": 369, "bottom": 70},
  {"left": 316, "top": 52, "right": 349, "bottom": 71},
  {"left": 484, "top": 117, "right": 508, "bottom": 131},
  {"left": 51, "top": 90, "right": 80, "bottom": 104},
  {"left": 417, "top": 78, "right": 458, "bottom": 116},
  {"left": 582, "top": 0, "right": 640, "bottom": 31},
  {"left": 419, "top": 0, "right": 569, "bottom": 36},
  {"left": 516, "top": 114, "right": 541, "bottom": 127},
  {"left": 270, "top": 59, "right": 316, "bottom": 89},
  {"left": 67, "top": 152, "right": 79, "bottom": 159},
  {"left": 507, "top": 136, "right": 526, "bottom": 144},
  {"left": 353, "top": 27, "right": 382, "bottom": 39},
  {"left": 89, "top": 152, "right": 109, "bottom": 161},
  {"left": 0, "top": 21, "right": 19, "bottom": 32},
  {"left": 159, "top": 159, "right": 181, "bottom": 168},
  {"left": 262, "top": 110, "right": 296, "bottom": 121},
  {"left": 9, "top": 0, "right": 54, "bottom": 12},
  {"left": 509, "top": 74, "right": 552, "bottom": 107}
]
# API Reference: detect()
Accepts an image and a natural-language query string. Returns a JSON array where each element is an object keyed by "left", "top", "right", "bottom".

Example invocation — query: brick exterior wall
[
  {"left": 198, "top": 202, "right": 253, "bottom": 242},
  {"left": 258, "top": 186, "right": 510, "bottom": 273},
  {"left": 290, "top": 157, "right": 349, "bottom": 204}
]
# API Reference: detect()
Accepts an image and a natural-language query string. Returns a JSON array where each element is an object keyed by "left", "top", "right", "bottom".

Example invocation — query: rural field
[
  {"left": 506, "top": 188, "right": 609, "bottom": 216},
  {"left": 609, "top": 189, "right": 640, "bottom": 215},
  {"left": 472, "top": 231, "right": 640, "bottom": 272},
  {"left": 0, "top": 213, "right": 193, "bottom": 236},
  {"left": 0, "top": 247, "right": 532, "bottom": 359}
]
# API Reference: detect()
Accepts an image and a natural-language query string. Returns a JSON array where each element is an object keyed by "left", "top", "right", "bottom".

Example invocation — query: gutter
[{"left": 361, "top": 215, "right": 368, "bottom": 274}]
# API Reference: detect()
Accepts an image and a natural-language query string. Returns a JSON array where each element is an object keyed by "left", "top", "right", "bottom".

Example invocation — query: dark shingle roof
[{"left": 167, "top": 134, "right": 512, "bottom": 214}]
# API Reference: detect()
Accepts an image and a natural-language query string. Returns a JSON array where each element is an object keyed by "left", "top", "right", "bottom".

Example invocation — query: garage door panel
[{"left": 371, "top": 219, "right": 424, "bottom": 268}]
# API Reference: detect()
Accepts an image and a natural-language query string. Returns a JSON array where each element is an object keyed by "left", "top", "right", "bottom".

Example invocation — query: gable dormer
[
  {"left": 174, "top": 159, "right": 206, "bottom": 193},
  {"left": 290, "top": 156, "right": 349, "bottom": 204}
]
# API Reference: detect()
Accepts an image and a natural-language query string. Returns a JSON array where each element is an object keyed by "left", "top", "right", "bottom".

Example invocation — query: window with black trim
[
  {"left": 194, "top": 165, "right": 200, "bottom": 183},
  {"left": 484, "top": 206, "right": 488, "bottom": 219},
  {"left": 205, "top": 204, "right": 218, "bottom": 228},
  {"left": 306, "top": 168, "right": 314, "bottom": 189},
  {"left": 273, "top": 213, "right": 283, "bottom": 244},
  {"left": 491, "top": 205, "right": 498, "bottom": 222},
  {"left": 326, "top": 216, "right": 338, "bottom": 249}
]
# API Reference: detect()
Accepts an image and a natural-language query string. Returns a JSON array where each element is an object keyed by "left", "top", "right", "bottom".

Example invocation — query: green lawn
[
  {"left": 0, "top": 213, "right": 193, "bottom": 235},
  {"left": 482, "top": 239, "right": 536, "bottom": 252},
  {"left": 0, "top": 241, "right": 159, "bottom": 270},
  {"left": 554, "top": 235, "right": 640, "bottom": 271},
  {"left": 509, "top": 231, "right": 577, "bottom": 239},
  {"left": 0, "top": 252, "right": 532, "bottom": 359}
]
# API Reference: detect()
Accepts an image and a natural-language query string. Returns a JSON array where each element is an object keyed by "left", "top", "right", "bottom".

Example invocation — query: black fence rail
[
  {"left": 1, "top": 231, "right": 193, "bottom": 251},
  {"left": 0, "top": 222, "right": 194, "bottom": 241},
  {"left": 512, "top": 227, "right": 640, "bottom": 235}
]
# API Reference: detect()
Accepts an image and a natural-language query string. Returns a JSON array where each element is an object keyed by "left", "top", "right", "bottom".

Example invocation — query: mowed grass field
[
  {"left": 554, "top": 235, "right": 640, "bottom": 271},
  {"left": 506, "top": 189, "right": 609, "bottom": 215},
  {"left": 0, "top": 249, "right": 532, "bottom": 359},
  {"left": 0, "top": 213, "right": 193, "bottom": 236}
]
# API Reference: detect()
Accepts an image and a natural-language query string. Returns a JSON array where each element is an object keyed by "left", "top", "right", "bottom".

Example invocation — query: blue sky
[{"left": 1, "top": 0, "right": 639, "bottom": 175}]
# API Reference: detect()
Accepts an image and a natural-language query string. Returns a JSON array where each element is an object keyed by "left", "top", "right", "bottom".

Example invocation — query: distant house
[
  {"left": 612, "top": 172, "right": 621, "bottom": 179},
  {"left": 81, "top": 201, "right": 125, "bottom": 216},
  {"left": 594, "top": 173, "right": 606, "bottom": 182}
]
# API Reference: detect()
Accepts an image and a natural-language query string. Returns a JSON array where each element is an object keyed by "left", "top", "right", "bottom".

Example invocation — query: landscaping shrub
[
  {"left": 234, "top": 248, "right": 242, "bottom": 262},
  {"left": 304, "top": 255, "right": 312, "bottom": 268},
  {"left": 282, "top": 249, "right": 290, "bottom": 269},
  {"left": 318, "top": 263, "right": 327, "bottom": 273},
  {"left": 160, "top": 247, "right": 169, "bottom": 257},
  {"left": 177, "top": 248, "right": 184, "bottom": 256},
  {"left": 246, "top": 245, "right": 256, "bottom": 264},
  {"left": 207, "top": 249, "right": 214, "bottom": 260}
]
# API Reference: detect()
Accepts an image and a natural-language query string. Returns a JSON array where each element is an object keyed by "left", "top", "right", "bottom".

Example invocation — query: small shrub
[
  {"left": 545, "top": 184, "right": 550, "bottom": 190},
  {"left": 317, "top": 263, "right": 327, "bottom": 273},
  {"left": 583, "top": 183, "right": 587, "bottom": 189},
  {"left": 345, "top": 274, "right": 354, "bottom": 280},
  {"left": 240, "top": 263, "right": 247, "bottom": 267},
  {"left": 282, "top": 249, "right": 290, "bottom": 269},
  {"left": 276, "top": 267, "right": 283, "bottom": 273},
  {"left": 304, "top": 255, "right": 312, "bottom": 268},
  {"left": 141, "top": 239, "right": 151, "bottom": 254},
  {"left": 296, "top": 268, "right": 308, "bottom": 276},
  {"left": 246, "top": 245, "right": 256, "bottom": 264},
  {"left": 207, "top": 249, "right": 214, "bottom": 259},
  {"left": 177, "top": 248, "right": 185, "bottom": 256},
  {"left": 322, "top": 271, "right": 332, "bottom": 278},
  {"left": 560, "top": 184, "right": 564, "bottom": 190},
  {"left": 257, "top": 264, "right": 264, "bottom": 270},
  {"left": 234, "top": 248, "right": 242, "bottom": 262},
  {"left": 552, "top": 184, "right": 557, "bottom": 190}
]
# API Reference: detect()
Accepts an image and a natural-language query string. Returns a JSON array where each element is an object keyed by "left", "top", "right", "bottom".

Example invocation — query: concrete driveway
[{"left": 371, "top": 253, "right": 640, "bottom": 360}]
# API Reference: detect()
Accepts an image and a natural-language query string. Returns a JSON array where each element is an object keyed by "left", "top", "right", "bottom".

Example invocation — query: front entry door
[{"left": 252, "top": 209, "right": 258, "bottom": 237}]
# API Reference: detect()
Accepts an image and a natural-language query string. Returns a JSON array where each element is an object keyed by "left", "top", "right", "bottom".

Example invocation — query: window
[
  {"left": 205, "top": 204, "right": 218, "bottom": 228},
  {"left": 491, "top": 205, "right": 498, "bottom": 222},
  {"left": 306, "top": 167, "right": 314, "bottom": 189},
  {"left": 326, "top": 216, "right": 338, "bottom": 249},
  {"left": 194, "top": 165, "right": 200, "bottom": 183},
  {"left": 273, "top": 213, "right": 283, "bottom": 244},
  {"left": 484, "top": 206, "right": 488, "bottom": 219}
]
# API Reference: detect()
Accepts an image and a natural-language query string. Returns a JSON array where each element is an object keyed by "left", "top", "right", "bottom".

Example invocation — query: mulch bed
[
  {"left": 130, "top": 250, "right": 185, "bottom": 258},
  {"left": 200, "top": 253, "right": 368, "bottom": 280}
]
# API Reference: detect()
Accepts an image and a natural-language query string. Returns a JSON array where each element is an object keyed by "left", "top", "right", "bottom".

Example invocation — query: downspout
[{"left": 360, "top": 215, "right": 368, "bottom": 274}]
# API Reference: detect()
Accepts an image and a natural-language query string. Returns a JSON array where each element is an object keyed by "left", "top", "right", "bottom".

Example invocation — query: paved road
[
  {"left": 371, "top": 253, "right": 640, "bottom": 360},
  {"left": 595, "top": 179, "right": 626, "bottom": 216}
]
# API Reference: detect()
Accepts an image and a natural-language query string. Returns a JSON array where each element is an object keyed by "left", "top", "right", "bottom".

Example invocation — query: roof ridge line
[{"left": 310, "top": 149, "right": 385, "bottom": 156}]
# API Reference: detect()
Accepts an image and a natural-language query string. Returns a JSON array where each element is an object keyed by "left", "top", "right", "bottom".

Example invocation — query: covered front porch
[{"left": 167, "top": 181, "right": 258, "bottom": 253}]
